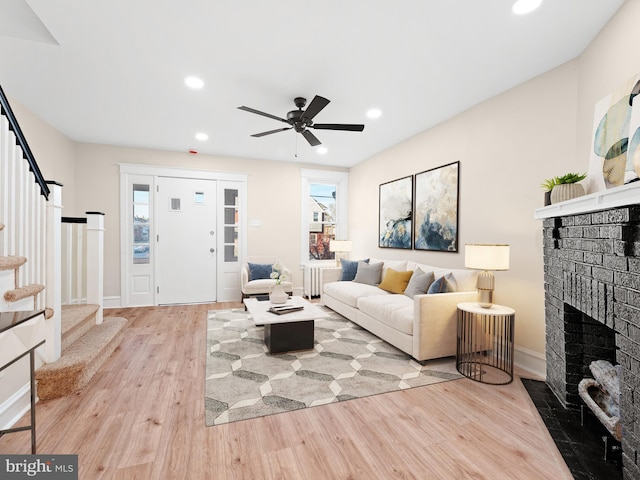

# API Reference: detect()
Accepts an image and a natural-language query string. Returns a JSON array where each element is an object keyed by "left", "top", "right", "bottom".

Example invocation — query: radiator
[{"left": 303, "top": 265, "right": 331, "bottom": 298}]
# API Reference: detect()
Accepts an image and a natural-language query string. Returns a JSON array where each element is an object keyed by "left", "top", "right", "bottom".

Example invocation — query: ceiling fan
[{"left": 237, "top": 95, "right": 365, "bottom": 147}]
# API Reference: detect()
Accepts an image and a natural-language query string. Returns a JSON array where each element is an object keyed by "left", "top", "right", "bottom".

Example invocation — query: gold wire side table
[{"left": 456, "top": 302, "right": 515, "bottom": 385}]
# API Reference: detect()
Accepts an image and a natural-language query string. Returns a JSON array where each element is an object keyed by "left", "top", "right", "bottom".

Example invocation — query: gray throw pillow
[
  {"left": 427, "top": 272, "right": 457, "bottom": 294},
  {"left": 404, "top": 269, "right": 435, "bottom": 298},
  {"left": 353, "top": 261, "right": 383, "bottom": 285}
]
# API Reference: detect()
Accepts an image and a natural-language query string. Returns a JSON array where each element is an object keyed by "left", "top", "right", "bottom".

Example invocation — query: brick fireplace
[{"left": 540, "top": 195, "right": 640, "bottom": 480}]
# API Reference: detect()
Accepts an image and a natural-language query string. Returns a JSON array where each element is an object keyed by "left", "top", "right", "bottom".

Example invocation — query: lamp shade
[
  {"left": 329, "top": 240, "right": 352, "bottom": 253},
  {"left": 465, "top": 244, "right": 510, "bottom": 271}
]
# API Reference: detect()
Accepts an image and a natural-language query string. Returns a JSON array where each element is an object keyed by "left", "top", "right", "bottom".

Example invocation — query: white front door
[{"left": 157, "top": 177, "right": 217, "bottom": 304}]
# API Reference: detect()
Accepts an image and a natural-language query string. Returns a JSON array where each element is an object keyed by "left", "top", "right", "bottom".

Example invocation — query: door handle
[{"left": 210, "top": 248, "right": 215, "bottom": 253}]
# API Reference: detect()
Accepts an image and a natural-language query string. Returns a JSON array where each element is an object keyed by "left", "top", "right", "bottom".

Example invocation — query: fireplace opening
[
  {"left": 536, "top": 304, "right": 623, "bottom": 477},
  {"left": 561, "top": 303, "right": 617, "bottom": 408}
]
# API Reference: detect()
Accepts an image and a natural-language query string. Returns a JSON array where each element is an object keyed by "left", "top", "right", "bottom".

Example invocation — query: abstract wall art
[
  {"left": 413, "top": 161, "right": 459, "bottom": 252},
  {"left": 379, "top": 175, "right": 413, "bottom": 249},
  {"left": 588, "top": 74, "right": 640, "bottom": 193}
]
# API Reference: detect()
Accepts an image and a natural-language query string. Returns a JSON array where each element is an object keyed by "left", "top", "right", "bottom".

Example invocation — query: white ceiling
[{"left": 0, "top": 0, "right": 625, "bottom": 168}]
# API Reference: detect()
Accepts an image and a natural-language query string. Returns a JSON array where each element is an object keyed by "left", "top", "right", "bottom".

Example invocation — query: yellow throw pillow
[{"left": 378, "top": 268, "right": 413, "bottom": 294}]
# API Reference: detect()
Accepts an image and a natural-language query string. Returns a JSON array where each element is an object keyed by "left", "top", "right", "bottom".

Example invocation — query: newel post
[
  {"left": 44, "top": 182, "right": 62, "bottom": 362},
  {"left": 86, "top": 212, "right": 105, "bottom": 325}
]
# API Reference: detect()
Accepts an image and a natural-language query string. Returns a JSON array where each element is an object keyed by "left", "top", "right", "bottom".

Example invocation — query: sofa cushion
[
  {"left": 243, "top": 279, "right": 293, "bottom": 295},
  {"left": 248, "top": 262, "right": 272, "bottom": 280},
  {"left": 427, "top": 272, "right": 457, "bottom": 294},
  {"left": 449, "top": 269, "right": 478, "bottom": 291},
  {"left": 407, "top": 261, "right": 477, "bottom": 291},
  {"left": 404, "top": 269, "right": 435, "bottom": 298},
  {"left": 340, "top": 258, "right": 369, "bottom": 281},
  {"left": 357, "top": 294, "right": 414, "bottom": 335},
  {"left": 371, "top": 259, "right": 408, "bottom": 279},
  {"left": 353, "top": 261, "right": 383, "bottom": 285},
  {"left": 324, "top": 281, "right": 388, "bottom": 308},
  {"left": 378, "top": 268, "right": 413, "bottom": 294}
]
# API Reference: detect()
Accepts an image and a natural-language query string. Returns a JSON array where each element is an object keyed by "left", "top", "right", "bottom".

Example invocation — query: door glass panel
[
  {"left": 223, "top": 188, "right": 239, "bottom": 262},
  {"left": 224, "top": 207, "right": 235, "bottom": 224},
  {"left": 224, "top": 189, "right": 238, "bottom": 205},
  {"left": 133, "top": 224, "right": 149, "bottom": 243},
  {"left": 133, "top": 183, "right": 151, "bottom": 264},
  {"left": 133, "top": 184, "right": 149, "bottom": 203},
  {"left": 133, "top": 204, "right": 149, "bottom": 222}
]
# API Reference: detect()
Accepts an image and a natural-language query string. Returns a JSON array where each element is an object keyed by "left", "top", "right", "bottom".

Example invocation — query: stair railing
[
  {"left": 61, "top": 213, "right": 105, "bottom": 324},
  {"left": 0, "top": 104, "right": 47, "bottom": 310}
]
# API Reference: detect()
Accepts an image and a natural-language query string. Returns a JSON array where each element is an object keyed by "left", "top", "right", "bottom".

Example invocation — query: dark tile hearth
[{"left": 523, "top": 378, "right": 622, "bottom": 480}]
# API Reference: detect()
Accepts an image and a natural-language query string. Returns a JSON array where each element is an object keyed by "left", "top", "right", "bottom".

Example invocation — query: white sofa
[{"left": 320, "top": 259, "right": 478, "bottom": 361}]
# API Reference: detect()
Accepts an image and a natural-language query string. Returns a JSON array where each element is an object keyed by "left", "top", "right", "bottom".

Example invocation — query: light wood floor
[{"left": 0, "top": 303, "right": 573, "bottom": 479}]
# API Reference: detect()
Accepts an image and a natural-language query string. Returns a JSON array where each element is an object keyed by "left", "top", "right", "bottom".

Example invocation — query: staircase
[
  {"left": 35, "top": 305, "right": 127, "bottom": 400},
  {"left": 1, "top": 221, "right": 128, "bottom": 400},
  {"left": 0, "top": 83, "right": 128, "bottom": 413}
]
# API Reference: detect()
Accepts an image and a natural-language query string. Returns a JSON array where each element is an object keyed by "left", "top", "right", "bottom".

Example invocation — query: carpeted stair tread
[
  {"left": 36, "top": 316, "right": 128, "bottom": 400},
  {"left": 4, "top": 283, "right": 45, "bottom": 302},
  {"left": 61, "top": 304, "right": 100, "bottom": 351},
  {"left": 0, "top": 255, "right": 27, "bottom": 271}
]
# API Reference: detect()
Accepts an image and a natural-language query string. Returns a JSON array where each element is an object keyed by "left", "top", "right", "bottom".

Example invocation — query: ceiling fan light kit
[{"left": 237, "top": 95, "right": 365, "bottom": 147}]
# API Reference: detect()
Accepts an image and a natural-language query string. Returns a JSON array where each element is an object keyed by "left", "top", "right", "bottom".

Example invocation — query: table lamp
[
  {"left": 329, "top": 240, "right": 352, "bottom": 266},
  {"left": 464, "top": 244, "right": 510, "bottom": 308}
]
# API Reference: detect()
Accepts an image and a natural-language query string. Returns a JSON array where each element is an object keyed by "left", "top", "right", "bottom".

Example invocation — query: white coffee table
[{"left": 243, "top": 296, "right": 329, "bottom": 353}]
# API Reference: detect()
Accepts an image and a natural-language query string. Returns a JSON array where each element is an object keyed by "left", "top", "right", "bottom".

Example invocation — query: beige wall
[
  {"left": 10, "top": 98, "right": 76, "bottom": 213},
  {"left": 73, "top": 143, "right": 345, "bottom": 297},
  {"left": 349, "top": 0, "right": 638, "bottom": 370},
  {"left": 577, "top": 0, "right": 640, "bottom": 194},
  {"left": 349, "top": 61, "right": 579, "bottom": 366}
]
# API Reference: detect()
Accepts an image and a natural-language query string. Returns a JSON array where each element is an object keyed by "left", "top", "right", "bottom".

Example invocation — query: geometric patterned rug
[{"left": 205, "top": 306, "right": 462, "bottom": 426}]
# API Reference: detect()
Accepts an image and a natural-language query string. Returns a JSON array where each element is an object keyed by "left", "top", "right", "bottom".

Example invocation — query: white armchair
[{"left": 241, "top": 255, "right": 293, "bottom": 298}]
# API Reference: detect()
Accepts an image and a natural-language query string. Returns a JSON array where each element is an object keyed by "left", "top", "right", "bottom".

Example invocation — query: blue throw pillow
[
  {"left": 340, "top": 258, "right": 369, "bottom": 281},
  {"left": 427, "top": 273, "right": 457, "bottom": 294},
  {"left": 248, "top": 263, "right": 273, "bottom": 281}
]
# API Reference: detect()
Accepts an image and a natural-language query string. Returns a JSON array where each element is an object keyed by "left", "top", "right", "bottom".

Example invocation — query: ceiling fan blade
[
  {"left": 251, "top": 127, "right": 292, "bottom": 137},
  {"left": 302, "top": 129, "right": 322, "bottom": 146},
  {"left": 301, "top": 95, "right": 330, "bottom": 121},
  {"left": 312, "top": 123, "right": 365, "bottom": 132},
  {"left": 238, "top": 105, "right": 288, "bottom": 124}
]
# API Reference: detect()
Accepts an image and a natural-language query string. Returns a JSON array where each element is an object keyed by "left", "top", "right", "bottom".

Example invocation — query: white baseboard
[
  {"left": 103, "top": 296, "right": 121, "bottom": 309},
  {"left": 0, "top": 382, "right": 32, "bottom": 430},
  {"left": 514, "top": 345, "right": 546, "bottom": 380}
]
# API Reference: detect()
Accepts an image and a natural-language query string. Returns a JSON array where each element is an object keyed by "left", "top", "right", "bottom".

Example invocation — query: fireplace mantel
[{"left": 534, "top": 182, "right": 640, "bottom": 219}]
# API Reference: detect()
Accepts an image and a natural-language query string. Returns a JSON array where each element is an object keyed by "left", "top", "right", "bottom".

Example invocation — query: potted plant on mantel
[{"left": 541, "top": 172, "right": 587, "bottom": 206}]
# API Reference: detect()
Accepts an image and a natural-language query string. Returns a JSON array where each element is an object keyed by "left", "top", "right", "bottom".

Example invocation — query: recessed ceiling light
[
  {"left": 317, "top": 147, "right": 328, "bottom": 155},
  {"left": 195, "top": 132, "right": 208, "bottom": 141},
  {"left": 512, "top": 0, "right": 542, "bottom": 15},
  {"left": 185, "top": 76, "right": 204, "bottom": 89},
  {"left": 367, "top": 108, "right": 382, "bottom": 119}
]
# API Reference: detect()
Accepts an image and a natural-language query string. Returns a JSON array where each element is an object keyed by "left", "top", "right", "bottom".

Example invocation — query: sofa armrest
[
  {"left": 412, "top": 290, "right": 478, "bottom": 361},
  {"left": 320, "top": 267, "right": 342, "bottom": 285},
  {"left": 319, "top": 267, "right": 342, "bottom": 305}
]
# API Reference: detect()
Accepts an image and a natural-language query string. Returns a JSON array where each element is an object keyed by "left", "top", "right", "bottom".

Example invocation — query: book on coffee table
[{"left": 268, "top": 305, "right": 304, "bottom": 315}]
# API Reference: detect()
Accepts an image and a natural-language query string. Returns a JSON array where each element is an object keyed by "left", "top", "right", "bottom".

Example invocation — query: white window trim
[{"left": 300, "top": 169, "right": 348, "bottom": 266}]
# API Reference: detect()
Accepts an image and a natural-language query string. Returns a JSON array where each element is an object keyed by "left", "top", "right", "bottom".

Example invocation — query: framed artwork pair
[{"left": 379, "top": 161, "right": 459, "bottom": 252}]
